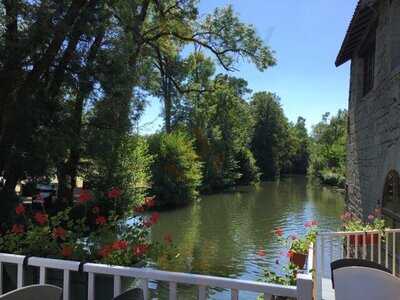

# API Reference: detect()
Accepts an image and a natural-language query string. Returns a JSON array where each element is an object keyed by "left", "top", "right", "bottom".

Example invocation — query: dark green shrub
[
  {"left": 148, "top": 132, "right": 202, "bottom": 207},
  {"left": 235, "top": 148, "right": 260, "bottom": 185}
]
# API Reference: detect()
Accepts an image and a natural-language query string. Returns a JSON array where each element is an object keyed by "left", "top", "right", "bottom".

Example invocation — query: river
[{"left": 149, "top": 176, "right": 344, "bottom": 299}]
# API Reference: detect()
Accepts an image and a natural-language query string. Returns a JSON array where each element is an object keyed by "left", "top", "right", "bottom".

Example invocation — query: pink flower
[
  {"left": 11, "top": 224, "right": 24, "bottom": 235},
  {"left": 132, "top": 244, "right": 149, "bottom": 257},
  {"left": 150, "top": 212, "right": 160, "bottom": 225},
  {"left": 134, "top": 206, "right": 145, "bottom": 213},
  {"left": 61, "top": 245, "right": 73, "bottom": 258},
  {"left": 34, "top": 212, "right": 48, "bottom": 225},
  {"left": 368, "top": 214, "right": 375, "bottom": 221},
  {"left": 107, "top": 187, "right": 121, "bottom": 199},
  {"left": 95, "top": 216, "right": 107, "bottom": 225},
  {"left": 164, "top": 233, "right": 173, "bottom": 244},
  {"left": 305, "top": 220, "right": 318, "bottom": 227},
  {"left": 112, "top": 240, "right": 128, "bottom": 251},
  {"left": 257, "top": 249, "right": 266, "bottom": 257},
  {"left": 15, "top": 204, "right": 26, "bottom": 215},
  {"left": 78, "top": 190, "right": 92, "bottom": 204},
  {"left": 99, "top": 245, "right": 112, "bottom": 258},
  {"left": 52, "top": 227, "right": 66, "bottom": 240},
  {"left": 275, "top": 228, "right": 283, "bottom": 237}
]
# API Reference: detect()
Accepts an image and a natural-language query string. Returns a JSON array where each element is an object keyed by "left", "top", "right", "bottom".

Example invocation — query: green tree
[
  {"left": 250, "top": 92, "right": 291, "bottom": 179},
  {"left": 308, "top": 110, "right": 347, "bottom": 187},
  {"left": 148, "top": 131, "right": 202, "bottom": 207},
  {"left": 286, "top": 117, "right": 310, "bottom": 174}
]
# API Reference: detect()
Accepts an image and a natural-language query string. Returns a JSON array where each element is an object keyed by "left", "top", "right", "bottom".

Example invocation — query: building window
[
  {"left": 383, "top": 170, "right": 400, "bottom": 226},
  {"left": 362, "top": 42, "right": 375, "bottom": 96}
]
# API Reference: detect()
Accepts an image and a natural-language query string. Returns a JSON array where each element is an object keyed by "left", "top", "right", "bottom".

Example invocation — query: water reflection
[{"left": 150, "top": 176, "right": 344, "bottom": 299}]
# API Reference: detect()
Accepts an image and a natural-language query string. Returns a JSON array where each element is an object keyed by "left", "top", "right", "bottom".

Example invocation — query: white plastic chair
[
  {"left": 333, "top": 266, "right": 400, "bottom": 300},
  {"left": 0, "top": 284, "right": 62, "bottom": 300}
]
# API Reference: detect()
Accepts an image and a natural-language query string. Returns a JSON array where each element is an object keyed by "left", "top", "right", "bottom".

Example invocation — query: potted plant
[
  {"left": 274, "top": 221, "right": 317, "bottom": 269},
  {"left": 341, "top": 209, "right": 385, "bottom": 245}
]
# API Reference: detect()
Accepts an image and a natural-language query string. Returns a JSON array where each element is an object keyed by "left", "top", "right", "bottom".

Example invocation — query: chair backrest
[
  {"left": 333, "top": 266, "right": 400, "bottom": 300},
  {"left": 0, "top": 284, "right": 62, "bottom": 300},
  {"left": 112, "top": 288, "right": 144, "bottom": 300},
  {"left": 331, "top": 258, "right": 391, "bottom": 288}
]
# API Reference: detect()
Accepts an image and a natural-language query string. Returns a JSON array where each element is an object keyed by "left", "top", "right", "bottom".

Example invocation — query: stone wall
[{"left": 347, "top": 0, "right": 400, "bottom": 218}]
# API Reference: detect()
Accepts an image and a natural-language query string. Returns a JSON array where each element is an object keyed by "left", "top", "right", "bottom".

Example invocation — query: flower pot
[
  {"left": 289, "top": 252, "right": 307, "bottom": 269},
  {"left": 349, "top": 234, "right": 379, "bottom": 245}
]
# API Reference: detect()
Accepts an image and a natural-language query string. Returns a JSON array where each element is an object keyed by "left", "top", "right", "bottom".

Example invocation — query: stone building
[{"left": 336, "top": 0, "right": 400, "bottom": 224}]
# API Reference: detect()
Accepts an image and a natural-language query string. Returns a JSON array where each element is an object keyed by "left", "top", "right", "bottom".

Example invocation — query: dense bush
[{"left": 148, "top": 132, "right": 203, "bottom": 207}]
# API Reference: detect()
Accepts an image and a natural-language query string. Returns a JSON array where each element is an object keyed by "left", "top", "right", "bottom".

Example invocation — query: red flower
[
  {"left": 61, "top": 245, "right": 73, "bottom": 258},
  {"left": 274, "top": 227, "right": 283, "bottom": 237},
  {"left": 312, "top": 220, "right": 319, "bottom": 226},
  {"left": 95, "top": 216, "right": 107, "bottom": 225},
  {"left": 99, "top": 245, "right": 113, "bottom": 258},
  {"left": 286, "top": 250, "right": 294, "bottom": 258},
  {"left": 341, "top": 212, "right": 352, "bottom": 221},
  {"left": 257, "top": 249, "right": 266, "bottom": 257},
  {"left": 112, "top": 240, "right": 128, "bottom": 251},
  {"left": 143, "top": 219, "right": 152, "bottom": 228},
  {"left": 164, "top": 233, "right": 173, "bottom": 244},
  {"left": 150, "top": 212, "right": 160, "bottom": 225},
  {"left": 145, "top": 196, "right": 156, "bottom": 208},
  {"left": 34, "top": 212, "right": 48, "bottom": 225},
  {"left": 11, "top": 224, "right": 24, "bottom": 235},
  {"left": 132, "top": 244, "right": 149, "bottom": 257},
  {"left": 134, "top": 206, "right": 145, "bottom": 213},
  {"left": 92, "top": 206, "right": 100, "bottom": 215},
  {"left": 78, "top": 190, "right": 92, "bottom": 204},
  {"left": 52, "top": 227, "right": 66, "bottom": 240},
  {"left": 15, "top": 204, "right": 26, "bottom": 215},
  {"left": 107, "top": 187, "right": 121, "bottom": 199}
]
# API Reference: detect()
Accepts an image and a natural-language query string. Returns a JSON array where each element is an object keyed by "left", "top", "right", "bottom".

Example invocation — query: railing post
[
  {"left": 315, "top": 234, "right": 323, "bottom": 300},
  {"left": 0, "top": 262, "right": 3, "bottom": 295},
  {"left": 17, "top": 263, "right": 23, "bottom": 288},
  {"left": 296, "top": 273, "right": 313, "bottom": 300}
]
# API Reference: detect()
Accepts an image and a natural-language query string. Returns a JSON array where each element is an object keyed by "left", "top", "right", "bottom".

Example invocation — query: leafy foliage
[
  {"left": 250, "top": 92, "right": 291, "bottom": 179},
  {"left": 148, "top": 131, "right": 203, "bottom": 207},
  {"left": 308, "top": 110, "right": 347, "bottom": 187}
]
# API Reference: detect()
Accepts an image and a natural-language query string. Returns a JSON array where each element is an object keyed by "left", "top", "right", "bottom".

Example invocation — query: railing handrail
[
  {"left": 318, "top": 228, "right": 400, "bottom": 237},
  {"left": 0, "top": 252, "right": 313, "bottom": 299}
]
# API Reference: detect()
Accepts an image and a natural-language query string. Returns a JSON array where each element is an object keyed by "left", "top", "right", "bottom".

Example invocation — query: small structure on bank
[{"left": 336, "top": 0, "right": 400, "bottom": 223}]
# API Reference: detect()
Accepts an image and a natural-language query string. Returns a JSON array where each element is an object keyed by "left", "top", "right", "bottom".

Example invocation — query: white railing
[
  {"left": 0, "top": 252, "right": 313, "bottom": 300},
  {"left": 315, "top": 228, "right": 400, "bottom": 300}
]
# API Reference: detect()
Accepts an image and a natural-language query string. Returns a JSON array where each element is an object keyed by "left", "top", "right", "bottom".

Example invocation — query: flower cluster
[
  {"left": 0, "top": 188, "right": 176, "bottom": 267},
  {"left": 341, "top": 208, "right": 385, "bottom": 233}
]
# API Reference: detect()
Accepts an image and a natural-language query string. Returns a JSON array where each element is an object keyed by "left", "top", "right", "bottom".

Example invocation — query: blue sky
[{"left": 138, "top": 0, "right": 358, "bottom": 133}]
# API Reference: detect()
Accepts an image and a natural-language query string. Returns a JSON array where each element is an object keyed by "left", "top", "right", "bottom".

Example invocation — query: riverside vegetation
[{"left": 0, "top": 1, "right": 346, "bottom": 229}]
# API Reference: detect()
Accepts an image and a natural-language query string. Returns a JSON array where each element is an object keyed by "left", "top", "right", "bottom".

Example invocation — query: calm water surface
[{"left": 149, "top": 176, "right": 344, "bottom": 299}]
